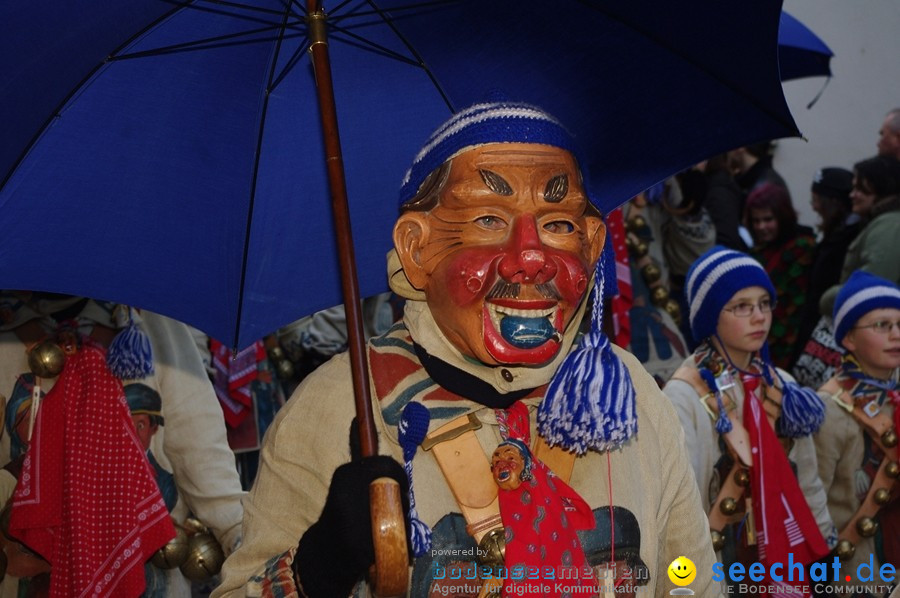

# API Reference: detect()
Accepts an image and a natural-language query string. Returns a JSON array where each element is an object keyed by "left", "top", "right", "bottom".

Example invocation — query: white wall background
[{"left": 774, "top": 0, "right": 900, "bottom": 227}]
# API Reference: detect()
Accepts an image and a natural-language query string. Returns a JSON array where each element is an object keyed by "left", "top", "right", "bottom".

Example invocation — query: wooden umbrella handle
[
  {"left": 369, "top": 478, "right": 410, "bottom": 597},
  {"left": 306, "top": 4, "right": 409, "bottom": 595}
]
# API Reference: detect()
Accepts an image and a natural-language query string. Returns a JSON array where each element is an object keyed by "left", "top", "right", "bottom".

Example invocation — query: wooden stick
[{"left": 305, "top": 5, "right": 408, "bottom": 596}]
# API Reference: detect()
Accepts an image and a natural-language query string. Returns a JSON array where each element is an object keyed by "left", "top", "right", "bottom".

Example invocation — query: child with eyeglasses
[
  {"left": 663, "top": 246, "right": 836, "bottom": 594},
  {"left": 813, "top": 270, "right": 900, "bottom": 591}
]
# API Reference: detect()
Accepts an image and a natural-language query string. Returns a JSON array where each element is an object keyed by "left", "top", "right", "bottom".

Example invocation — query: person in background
[
  {"left": 663, "top": 246, "right": 834, "bottom": 595},
  {"left": 813, "top": 271, "right": 900, "bottom": 596},
  {"left": 0, "top": 293, "right": 246, "bottom": 597},
  {"left": 877, "top": 108, "right": 900, "bottom": 161},
  {"left": 744, "top": 183, "right": 816, "bottom": 369},
  {"left": 690, "top": 154, "right": 748, "bottom": 251},
  {"left": 820, "top": 155, "right": 900, "bottom": 317},
  {"left": 794, "top": 167, "right": 862, "bottom": 368},
  {"left": 727, "top": 141, "right": 788, "bottom": 199}
]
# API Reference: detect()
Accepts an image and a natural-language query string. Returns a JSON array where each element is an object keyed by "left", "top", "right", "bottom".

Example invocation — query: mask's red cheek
[
  {"left": 439, "top": 248, "right": 503, "bottom": 306},
  {"left": 547, "top": 250, "right": 591, "bottom": 303}
]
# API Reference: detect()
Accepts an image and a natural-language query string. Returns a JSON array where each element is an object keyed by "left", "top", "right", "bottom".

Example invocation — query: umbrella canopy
[
  {"left": 778, "top": 11, "right": 833, "bottom": 81},
  {"left": 0, "top": 0, "right": 799, "bottom": 349}
]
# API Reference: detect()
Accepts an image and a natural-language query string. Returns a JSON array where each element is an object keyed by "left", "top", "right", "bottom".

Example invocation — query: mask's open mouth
[
  {"left": 496, "top": 469, "right": 511, "bottom": 482},
  {"left": 485, "top": 299, "right": 561, "bottom": 349}
]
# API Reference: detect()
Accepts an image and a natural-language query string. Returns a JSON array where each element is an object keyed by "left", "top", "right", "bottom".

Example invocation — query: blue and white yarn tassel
[
  {"left": 397, "top": 401, "right": 431, "bottom": 557},
  {"left": 537, "top": 252, "right": 637, "bottom": 454},
  {"left": 761, "top": 342, "right": 824, "bottom": 437},
  {"left": 698, "top": 368, "right": 732, "bottom": 434},
  {"left": 777, "top": 373, "right": 826, "bottom": 438},
  {"left": 107, "top": 306, "right": 154, "bottom": 379}
]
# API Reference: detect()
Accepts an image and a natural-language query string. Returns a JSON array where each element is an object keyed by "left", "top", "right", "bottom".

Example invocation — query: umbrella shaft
[{"left": 307, "top": 6, "right": 378, "bottom": 458}]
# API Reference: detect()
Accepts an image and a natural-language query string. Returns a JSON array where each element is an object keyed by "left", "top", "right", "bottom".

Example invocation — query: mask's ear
[
  {"left": 393, "top": 213, "right": 431, "bottom": 291},
  {"left": 585, "top": 211, "right": 606, "bottom": 268}
]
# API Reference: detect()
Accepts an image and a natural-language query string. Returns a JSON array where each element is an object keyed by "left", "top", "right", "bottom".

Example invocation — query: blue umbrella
[
  {"left": 0, "top": 0, "right": 799, "bottom": 350},
  {"left": 778, "top": 11, "right": 833, "bottom": 81}
]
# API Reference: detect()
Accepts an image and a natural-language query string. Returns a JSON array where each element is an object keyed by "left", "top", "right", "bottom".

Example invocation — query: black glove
[{"left": 293, "top": 455, "right": 409, "bottom": 597}]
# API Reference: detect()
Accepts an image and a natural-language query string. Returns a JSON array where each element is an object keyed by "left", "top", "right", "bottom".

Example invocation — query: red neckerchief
[
  {"left": 9, "top": 347, "right": 175, "bottom": 597},
  {"left": 742, "top": 373, "right": 827, "bottom": 597},
  {"left": 497, "top": 403, "right": 596, "bottom": 597}
]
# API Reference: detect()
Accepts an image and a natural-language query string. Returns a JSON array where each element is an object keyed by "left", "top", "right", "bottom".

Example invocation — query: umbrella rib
[
  {"left": 269, "top": 36, "right": 311, "bottom": 93},
  {"left": 326, "top": 24, "right": 421, "bottom": 67},
  {"left": 232, "top": 3, "right": 294, "bottom": 348},
  {"left": 329, "top": 0, "right": 459, "bottom": 25},
  {"left": 188, "top": 0, "right": 299, "bottom": 18},
  {"left": 359, "top": 0, "right": 455, "bottom": 112},
  {"left": 113, "top": 25, "right": 287, "bottom": 60}
]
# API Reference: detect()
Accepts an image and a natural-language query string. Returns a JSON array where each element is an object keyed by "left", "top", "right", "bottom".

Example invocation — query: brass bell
[
  {"left": 151, "top": 526, "right": 190, "bottom": 569},
  {"left": 641, "top": 263, "right": 662, "bottom": 284},
  {"left": 274, "top": 358, "right": 295, "bottom": 381},
  {"left": 856, "top": 517, "right": 878, "bottom": 537},
  {"left": 179, "top": 532, "right": 225, "bottom": 581},
  {"left": 710, "top": 529, "right": 726, "bottom": 551},
  {"left": 873, "top": 488, "right": 891, "bottom": 505},
  {"left": 835, "top": 539, "right": 855, "bottom": 560},
  {"left": 626, "top": 215, "right": 647, "bottom": 232},
  {"left": 882, "top": 429, "right": 898, "bottom": 448},
  {"left": 267, "top": 345, "right": 286, "bottom": 362},
  {"left": 719, "top": 497, "right": 738, "bottom": 516},
  {"left": 632, "top": 241, "right": 649, "bottom": 258},
  {"left": 885, "top": 461, "right": 900, "bottom": 479},
  {"left": 663, "top": 298, "right": 682, "bottom": 324},
  {"left": 650, "top": 285, "right": 670, "bottom": 306},
  {"left": 27, "top": 341, "right": 65, "bottom": 378},
  {"left": 477, "top": 528, "right": 506, "bottom": 569},
  {"left": 733, "top": 468, "right": 750, "bottom": 487},
  {"left": 183, "top": 517, "right": 207, "bottom": 535}
]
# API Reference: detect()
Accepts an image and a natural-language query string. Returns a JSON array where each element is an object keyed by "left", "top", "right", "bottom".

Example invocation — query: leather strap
[
  {"left": 707, "top": 462, "right": 749, "bottom": 531},
  {"left": 820, "top": 377, "right": 898, "bottom": 547},
  {"left": 424, "top": 411, "right": 577, "bottom": 543},
  {"left": 424, "top": 413, "right": 499, "bottom": 543},
  {"left": 671, "top": 366, "right": 753, "bottom": 467}
]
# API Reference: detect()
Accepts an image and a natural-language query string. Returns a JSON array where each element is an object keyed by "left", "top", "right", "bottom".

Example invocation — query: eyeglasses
[
  {"left": 853, "top": 320, "right": 900, "bottom": 334},
  {"left": 722, "top": 299, "right": 774, "bottom": 317}
]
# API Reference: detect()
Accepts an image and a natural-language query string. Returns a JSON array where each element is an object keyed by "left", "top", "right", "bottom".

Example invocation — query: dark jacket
[{"left": 704, "top": 170, "right": 748, "bottom": 251}]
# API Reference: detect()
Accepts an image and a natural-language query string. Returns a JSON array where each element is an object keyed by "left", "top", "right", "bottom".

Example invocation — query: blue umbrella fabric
[
  {"left": 778, "top": 11, "right": 833, "bottom": 81},
  {"left": 0, "top": 0, "right": 799, "bottom": 349}
]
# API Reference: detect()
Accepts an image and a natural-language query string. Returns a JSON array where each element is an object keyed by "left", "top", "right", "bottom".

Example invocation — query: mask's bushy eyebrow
[
  {"left": 544, "top": 174, "right": 568, "bottom": 203},
  {"left": 478, "top": 169, "right": 513, "bottom": 196}
]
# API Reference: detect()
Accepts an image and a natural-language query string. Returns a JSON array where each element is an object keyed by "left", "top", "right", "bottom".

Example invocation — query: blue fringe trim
[
  {"left": 107, "top": 321, "right": 154, "bottom": 379},
  {"left": 777, "top": 377, "right": 826, "bottom": 437},
  {"left": 698, "top": 368, "right": 732, "bottom": 434},
  {"left": 398, "top": 402, "right": 431, "bottom": 556}
]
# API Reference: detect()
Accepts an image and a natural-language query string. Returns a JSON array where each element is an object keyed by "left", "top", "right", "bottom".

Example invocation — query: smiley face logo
[{"left": 667, "top": 556, "right": 696, "bottom": 586}]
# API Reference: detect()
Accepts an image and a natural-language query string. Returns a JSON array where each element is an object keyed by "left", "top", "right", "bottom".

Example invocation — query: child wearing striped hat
[
  {"left": 663, "top": 246, "right": 835, "bottom": 594},
  {"left": 813, "top": 270, "right": 900, "bottom": 590}
]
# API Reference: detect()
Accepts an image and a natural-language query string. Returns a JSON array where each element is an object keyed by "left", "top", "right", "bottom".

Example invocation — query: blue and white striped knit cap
[
  {"left": 399, "top": 101, "right": 635, "bottom": 453},
  {"left": 833, "top": 270, "right": 900, "bottom": 345},
  {"left": 685, "top": 246, "right": 777, "bottom": 342},
  {"left": 399, "top": 101, "right": 585, "bottom": 206}
]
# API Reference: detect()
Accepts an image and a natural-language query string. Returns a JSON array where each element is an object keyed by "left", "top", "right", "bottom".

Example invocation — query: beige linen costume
[{"left": 214, "top": 299, "right": 721, "bottom": 597}]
